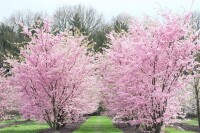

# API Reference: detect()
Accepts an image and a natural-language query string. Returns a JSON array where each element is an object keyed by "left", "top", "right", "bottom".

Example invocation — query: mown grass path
[{"left": 73, "top": 116, "right": 122, "bottom": 133}]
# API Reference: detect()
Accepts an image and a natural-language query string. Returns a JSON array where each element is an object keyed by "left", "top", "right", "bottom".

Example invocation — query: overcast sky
[{"left": 0, "top": 0, "right": 200, "bottom": 21}]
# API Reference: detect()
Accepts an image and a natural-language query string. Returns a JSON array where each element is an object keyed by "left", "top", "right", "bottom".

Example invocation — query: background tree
[
  {"left": 0, "top": 73, "right": 9, "bottom": 116},
  {"left": 112, "top": 13, "right": 131, "bottom": 33},
  {"left": 53, "top": 5, "right": 108, "bottom": 52},
  {"left": 5, "top": 10, "right": 48, "bottom": 30},
  {"left": 0, "top": 23, "right": 28, "bottom": 71},
  {"left": 0, "top": 69, "right": 19, "bottom": 119},
  {"left": 0, "top": 10, "right": 47, "bottom": 70},
  {"left": 189, "top": 11, "right": 200, "bottom": 128},
  {"left": 53, "top": 5, "right": 103, "bottom": 33},
  {"left": 191, "top": 77, "right": 200, "bottom": 127}
]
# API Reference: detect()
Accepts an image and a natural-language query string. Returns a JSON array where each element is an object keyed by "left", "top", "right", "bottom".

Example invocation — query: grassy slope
[{"left": 73, "top": 116, "right": 122, "bottom": 133}]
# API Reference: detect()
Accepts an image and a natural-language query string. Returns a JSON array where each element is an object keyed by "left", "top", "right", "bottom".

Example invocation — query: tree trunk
[
  {"left": 196, "top": 96, "right": 200, "bottom": 128},
  {"left": 56, "top": 123, "right": 61, "bottom": 130},
  {"left": 154, "top": 123, "right": 162, "bottom": 133},
  {"left": 194, "top": 78, "right": 200, "bottom": 128},
  {"left": 54, "top": 109, "right": 66, "bottom": 130}
]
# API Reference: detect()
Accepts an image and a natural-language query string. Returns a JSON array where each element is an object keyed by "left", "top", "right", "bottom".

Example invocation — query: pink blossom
[
  {"left": 10, "top": 21, "right": 99, "bottom": 129},
  {"left": 100, "top": 13, "right": 200, "bottom": 132}
]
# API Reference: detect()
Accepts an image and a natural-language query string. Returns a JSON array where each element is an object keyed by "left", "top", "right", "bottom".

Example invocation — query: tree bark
[
  {"left": 154, "top": 124, "right": 162, "bottom": 133},
  {"left": 196, "top": 95, "right": 200, "bottom": 128},
  {"left": 194, "top": 78, "right": 200, "bottom": 128}
]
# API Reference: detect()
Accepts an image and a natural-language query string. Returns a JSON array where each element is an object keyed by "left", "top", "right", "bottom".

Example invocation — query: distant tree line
[{"left": 0, "top": 5, "right": 130, "bottom": 70}]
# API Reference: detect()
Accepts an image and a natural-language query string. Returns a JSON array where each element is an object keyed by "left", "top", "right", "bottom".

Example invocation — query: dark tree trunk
[
  {"left": 194, "top": 78, "right": 200, "bottom": 128},
  {"left": 154, "top": 125, "right": 161, "bottom": 133},
  {"left": 196, "top": 95, "right": 200, "bottom": 128},
  {"left": 54, "top": 108, "right": 67, "bottom": 130},
  {"left": 153, "top": 123, "right": 162, "bottom": 133}
]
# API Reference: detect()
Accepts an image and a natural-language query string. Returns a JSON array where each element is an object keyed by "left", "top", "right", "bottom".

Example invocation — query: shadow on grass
[
  {"left": 0, "top": 120, "right": 31, "bottom": 128},
  {"left": 174, "top": 123, "right": 200, "bottom": 132},
  {"left": 0, "top": 129, "right": 45, "bottom": 133}
]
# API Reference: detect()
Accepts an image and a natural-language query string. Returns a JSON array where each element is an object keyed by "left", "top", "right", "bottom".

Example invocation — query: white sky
[{"left": 0, "top": 0, "right": 200, "bottom": 21}]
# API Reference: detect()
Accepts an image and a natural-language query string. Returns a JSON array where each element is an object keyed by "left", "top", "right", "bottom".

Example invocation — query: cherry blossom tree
[
  {"left": 100, "top": 13, "right": 200, "bottom": 133},
  {"left": 0, "top": 71, "right": 19, "bottom": 120},
  {"left": 0, "top": 74, "right": 9, "bottom": 116},
  {"left": 10, "top": 20, "right": 99, "bottom": 129}
]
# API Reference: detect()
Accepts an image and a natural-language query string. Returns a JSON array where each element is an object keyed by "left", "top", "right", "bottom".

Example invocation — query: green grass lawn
[
  {"left": 0, "top": 119, "right": 26, "bottom": 125},
  {"left": 0, "top": 116, "right": 199, "bottom": 133},
  {"left": 164, "top": 118, "right": 199, "bottom": 133},
  {"left": 0, "top": 120, "right": 49, "bottom": 133},
  {"left": 183, "top": 118, "right": 198, "bottom": 126},
  {"left": 164, "top": 127, "right": 195, "bottom": 133},
  {"left": 0, "top": 115, "right": 25, "bottom": 125},
  {"left": 73, "top": 116, "right": 122, "bottom": 133}
]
